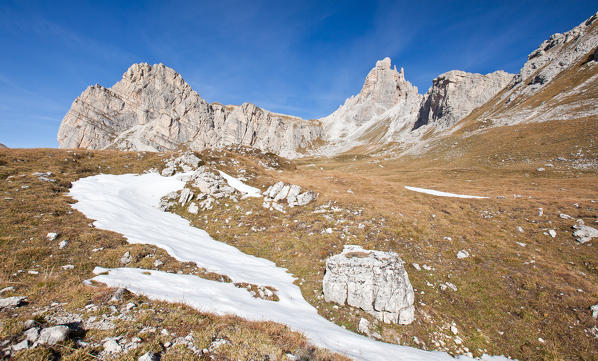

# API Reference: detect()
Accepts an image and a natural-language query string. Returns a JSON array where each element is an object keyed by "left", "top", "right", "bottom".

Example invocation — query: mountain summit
[{"left": 57, "top": 11, "right": 598, "bottom": 158}]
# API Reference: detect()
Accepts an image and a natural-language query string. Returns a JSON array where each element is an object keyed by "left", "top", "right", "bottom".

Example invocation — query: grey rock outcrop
[
  {"left": 476, "top": 12, "right": 598, "bottom": 127},
  {"left": 263, "top": 181, "right": 316, "bottom": 208},
  {"left": 413, "top": 70, "right": 513, "bottom": 129},
  {"left": 162, "top": 151, "right": 202, "bottom": 176},
  {"left": 0, "top": 143, "right": 7, "bottom": 149},
  {"left": 323, "top": 245, "right": 415, "bottom": 325},
  {"left": 511, "top": 12, "right": 598, "bottom": 100},
  {"left": 191, "top": 166, "right": 235, "bottom": 199},
  {"left": 572, "top": 224, "right": 598, "bottom": 243},
  {"left": 58, "top": 63, "right": 321, "bottom": 158},
  {"left": 0, "top": 296, "right": 27, "bottom": 310}
]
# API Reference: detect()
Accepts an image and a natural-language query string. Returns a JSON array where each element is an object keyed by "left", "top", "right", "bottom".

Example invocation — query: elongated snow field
[
  {"left": 405, "top": 186, "right": 488, "bottom": 199},
  {"left": 71, "top": 172, "right": 506, "bottom": 361}
]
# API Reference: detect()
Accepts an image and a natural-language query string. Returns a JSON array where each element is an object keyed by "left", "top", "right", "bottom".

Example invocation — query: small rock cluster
[
  {"left": 0, "top": 296, "right": 28, "bottom": 310},
  {"left": 160, "top": 165, "right": 238, "bottom": 213},
  {"left": 1, "top": 320, "right": 73, "bottom": 356},
  {"left": 161, "top": 151, "right": 202, "bottom": 176},
  {"left": 322, "top": 245, "right": 415, "bottom": 325},
  {"left": 262, "top": 181, "right": 316, "bottom": 212}
]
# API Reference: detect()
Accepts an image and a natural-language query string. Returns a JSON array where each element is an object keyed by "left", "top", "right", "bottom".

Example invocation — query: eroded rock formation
[
  {"left": 414, "top": 70, "right": 513, "bottom": 129},
  {"left": 58, "top": 63, "right": 321, "bottom": 158},
  {"left": 322, "top": 245, "right": 415, "bottom": 325}
]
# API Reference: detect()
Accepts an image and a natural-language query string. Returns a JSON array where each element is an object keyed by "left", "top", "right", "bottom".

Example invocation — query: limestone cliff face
[
  {"left": 58, "top": 63, "right": 321, "bottom": 158},
  {"left": 314, "top": 59, "right": 513, "bottom": 155},
  {"left": 413, "top": 70, "right": 513, "bottom": 130}
]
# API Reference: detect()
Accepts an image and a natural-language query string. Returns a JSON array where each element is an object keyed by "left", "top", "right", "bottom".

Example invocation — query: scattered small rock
[
  {"left": 572, "top": 224, "right": 598, "bottom": 244},
  {"left": 456, "top": 250, "right": 470, "bottom": 259},
  {"left": 120, "top": 251, "right": 133, "bottom": 265},
  {"left": 24, "top": 327, "right": 40, "bottom": 343},
  {"left": 12, "top": 339, "right": 29, "bottom": 352},
  {"left": 188, "top": 202, "right": 199, "bottom": 215},
  {"left": 591, "top": 303, "right": 598, "bottom": 319},
  {"left": 58, "top": 240, "right": 68, "bottom": 249},
  {"left": 38, "top": 325, "right": 71, "bottom": 345},
  {"left": 0, "top": 296, "right": 28, "bottom": 310},
  {"left": 139, "top": 351, "right": 159, "bottom": 361},
  {"left": 103, "top": 339, "right": 122, "bottom": 354},
  {"left": 110, "top": 287, "right": 130, "bottom": 302},
  {"left": 548, "top": 229, "right": 557, "bottom": 238},
  {"left": 0, "top": 286, "right": 15, "bottom": 295},
  {"left": 46, "top": 232, "right": 59, "bottom": 241}
]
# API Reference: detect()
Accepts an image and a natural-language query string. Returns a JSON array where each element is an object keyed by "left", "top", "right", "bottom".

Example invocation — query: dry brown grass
[
  {"left": 0, "top": 148, "right": 347, "bottom": 361},
  {"left": 164, "top": 122, "right": 598, "bottom": 360},
  {"left": 2, "top": 131, "right": 597, "bottom": 360}
]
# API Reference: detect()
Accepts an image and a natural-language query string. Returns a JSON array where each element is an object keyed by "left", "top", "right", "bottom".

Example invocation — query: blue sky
[{"left": 0, "top": 0, "right": 596, "bottom": 148}]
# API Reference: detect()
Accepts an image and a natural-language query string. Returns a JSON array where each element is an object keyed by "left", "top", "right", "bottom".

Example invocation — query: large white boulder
[
  {"left": 323, "top": 245, "right": 415, "bottom": 324},
  {"left": 573, "top": 224, "right": 598, "bottom": 244}
]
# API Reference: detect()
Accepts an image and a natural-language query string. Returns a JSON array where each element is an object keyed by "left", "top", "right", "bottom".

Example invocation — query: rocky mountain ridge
[
  {"left": 458, "top": 11, "right": 598, "bottom": 129},
  {"left": 57, "top": 63, "right": 321, "bottom": 158},
  {"left": 57, "top": 11, "right": 598, "bottom": 158}
]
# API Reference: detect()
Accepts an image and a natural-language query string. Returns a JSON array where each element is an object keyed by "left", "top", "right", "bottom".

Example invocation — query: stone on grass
[
  {"left": 188, "top": 202, "right": 199, "bottom": 215},
  {"left": 0, "top": 287, "right": 15, "bottom": 295},
  {"left": 110, "top": 287, "right": 130, "bottom": 302},
  {"left": 591, "top": 303, "right": 598, "bottom": 319},
  {"left": 58, "top": 240, "right": 68, "bottom": 249},
  {"left": 12, "top": 339, "right": 29, "bottom": 352},
  {"left": 24, "top": 327, "right": 40, "bottom": 343},
  {"left": 296, "top": 191, "right": 316, "bottom": 206},
  {"left": 38, "top": 326, "right": 71, "bottom": 345},
  {"left": 456, "top": 250, "right": 469, "bottom": 259},
  {"left": 139, "top": 351, "right": 159, "bottom": 361},
  {"left": 120, "top": 251, "right": 132, "bottom": 265},
  {"left": 548, "top": 229, "right": 556, "bottom": 238},
  {"left": 103, "top": 339, "right": 122, "bottom": 353},
  {"left": 358, "top": 318, "right": 371, "bottom": 335},
  {"left": 0, "top": 296, "right": 27, "bottom": 310},
  {"left": 323, "top": 245, "right": 414, "bottom": 325},
  {"left": 46, "top": 232, "right": 59, "bottom": 241},
  {"left": 23, "top": 320, "right": 37, "bottom": 330},
  {"left": 179, "top": 188, "right": 194, "bottom": 206},
  {"left": 286, "top": 184, "right": 302, "bottom": 206},
  {"left": 573, "top": 224, "right": 598, "bottom": 244}
]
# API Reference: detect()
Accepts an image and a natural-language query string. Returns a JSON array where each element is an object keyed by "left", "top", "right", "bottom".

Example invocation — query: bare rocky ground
[{"left": 1, "top": 128, "right": 598, "bottom": 360}]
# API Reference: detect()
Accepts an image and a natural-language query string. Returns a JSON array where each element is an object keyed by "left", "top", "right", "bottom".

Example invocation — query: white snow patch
[
  {"left": 405, "top": 186, "right": 488, "bottom": 199},
  {"left": 70, "top": 172, "right": 509, "bottom": 361},
  {"left": 218, "top": 170, "right": 261, "bottom": 198}
]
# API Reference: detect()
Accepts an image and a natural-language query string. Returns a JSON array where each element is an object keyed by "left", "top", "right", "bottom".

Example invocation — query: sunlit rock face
[{"left": 58, "top": 63, "right": 321, "bottom": 158}]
